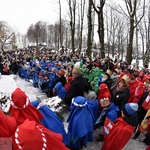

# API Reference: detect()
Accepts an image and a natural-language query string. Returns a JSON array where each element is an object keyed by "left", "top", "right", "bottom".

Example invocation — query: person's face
[
  {"left": 118, "top": 80, "right": 125, "bottom": 88},
  {"left": 103, "top": 74, "right": 109, "bottom": 79},
  {"left": 72, "top": 72, "right": 78, "bottom": 79}
]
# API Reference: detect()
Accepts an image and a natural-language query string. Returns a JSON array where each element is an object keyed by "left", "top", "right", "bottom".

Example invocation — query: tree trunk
[
  {"left": 87, "top": 0, "right": 93, "bottom": 57},
  {"left": 126, "top": 18, "right": 134, "bottom": 65}
]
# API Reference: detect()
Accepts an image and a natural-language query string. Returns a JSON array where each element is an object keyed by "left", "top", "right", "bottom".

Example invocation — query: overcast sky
[{"left": 0, "top": 0, "right": 68, "bottom": 34}]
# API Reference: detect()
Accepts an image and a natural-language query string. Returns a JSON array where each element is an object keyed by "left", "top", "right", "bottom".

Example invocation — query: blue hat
[{"left": 123, "top": 103, "right": 138, "bottom": 117}]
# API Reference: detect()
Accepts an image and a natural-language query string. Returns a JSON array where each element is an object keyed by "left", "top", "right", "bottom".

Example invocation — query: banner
[
  {"left": 139, "top": 109, "right": 150, "bottom": 133},
  {"left": 142, "top": 95, "right": 150, "bottom": 111},
  {"left": 103, "top": 117, "right": 114, "bottom": 139}
]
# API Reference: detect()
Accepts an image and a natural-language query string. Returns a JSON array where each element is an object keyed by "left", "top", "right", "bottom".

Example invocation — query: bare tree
[
  {"left": 87, "top": 0, "right": 93, "bottom": 57},
  {"left": 68, "top": 0, "right": 77, "bottom": 54},
  {"left": 59, "top": 0, "right": 63, "bottom": 48},
  {"left": 0, "top": 21, "right": 14, "bottom": 54},
  {"left": 27, "top": 21, "right": 47, "bottom": 49},
  {"left": 143, "top": 5, "right": 150, "bottom": 67},
  {"left": 105, "top": 3, "right": 122, "bottom": 58},
  {"left": 122, "top": 0, "right": 145, "bottom": 65},
  {"left": 92, "top": 0, "right": 106, "bottom": 58},
  {"left": 78, "top": 0, "right": 86, "bottom": 54}
]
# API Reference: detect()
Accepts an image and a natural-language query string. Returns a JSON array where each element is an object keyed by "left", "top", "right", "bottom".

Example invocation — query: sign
[
  {"left": 103, "top": 117, "right": 114, "bottom": 139},
  {"left": 139, "top": 109, "right": 150, "bottom": 133}
]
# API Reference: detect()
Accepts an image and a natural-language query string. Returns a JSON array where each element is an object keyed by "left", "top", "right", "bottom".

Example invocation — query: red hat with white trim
[
  {"left": 9, "top": 88, "right": 44, "bottom": 125},
  {"left": 98, "top": 83, "right": 111, "bottom": 107},
  {"left": 12, "top": 119, "right": 68, "bottom": 150}
]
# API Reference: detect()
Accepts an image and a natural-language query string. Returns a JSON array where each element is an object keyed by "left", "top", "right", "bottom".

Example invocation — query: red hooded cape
[
  {"left": 0, "top": 110, "right": 17, "bottom": 137},
  {"left": 9, "top": 88, "right": 43, "bottom": 125},
  {"left": 128, "top": 78, "right": 140, "bottom": 103},
  {"left": 101, "top": 117, "right": 135, "bottom": 150},
  {"left": 12, "top": 119, "right": 69, "bottom": 150}
]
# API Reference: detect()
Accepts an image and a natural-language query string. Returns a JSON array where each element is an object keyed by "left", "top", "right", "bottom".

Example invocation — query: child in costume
[
  {"left": 12, "top": 119, "right": 69, "bottom": 150},
  {"left": 86, "top": 90, "right": 99, "bottom": 123},
  {"left": 9, "top": 88, "right": 43, "bottom": 125},
  {"left": 53, "top": 82, "right": 67, "bottom": 99},
  {"left": 94, "top": 84, "right": 119, "bottom": 141},
  {"left": 66, "top": 96, "right": 94, "bottom": 149},
  {"left": 31, "top": 100, "right": 68, "bottom": 145},
  {"left": 101, "top": 103, "right": 138, "bottom": 150}
]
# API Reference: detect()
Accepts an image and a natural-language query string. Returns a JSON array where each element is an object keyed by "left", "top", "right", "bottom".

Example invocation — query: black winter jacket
[{"left": 65, "top": 75, "right": 86, "bottom": 106}]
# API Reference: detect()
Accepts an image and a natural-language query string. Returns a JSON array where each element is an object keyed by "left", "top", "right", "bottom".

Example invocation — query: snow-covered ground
[{"left": 0, "top": 75, "right": 148, "bottom": 150}]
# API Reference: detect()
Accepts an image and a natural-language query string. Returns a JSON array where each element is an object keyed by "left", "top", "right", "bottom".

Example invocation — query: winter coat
[
  {"left": 110, "top": 75, "right": 119, "bottom": 97},
  {"left": 113, "top": 86, "right": 130, "bottom": 116},
  {"left": 65, "top": 75, "right": 86, "bottom": 106}
]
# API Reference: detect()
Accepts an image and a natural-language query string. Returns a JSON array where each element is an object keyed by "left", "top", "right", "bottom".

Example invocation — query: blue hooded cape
[
  {"left": 31, "top": 100, "right": 68, "bottom": 145},
  {"left": 53, "top": 82, "right": 67, "bottom": 99},
  {"left": 67, "top": 96, "right": 94, "bottom": 148},
  {"left": 86, "top": 99, "right": 99, "bottom": 123}
]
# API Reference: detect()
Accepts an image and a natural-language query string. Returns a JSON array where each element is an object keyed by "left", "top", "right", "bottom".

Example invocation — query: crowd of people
[{"left": 0, "top": 48, "right": 150, "bottom": 149}]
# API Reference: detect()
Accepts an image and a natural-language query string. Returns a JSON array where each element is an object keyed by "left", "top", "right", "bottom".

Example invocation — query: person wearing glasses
[{"left": 65, "top": 66, "right": 86, "bottom": 107}]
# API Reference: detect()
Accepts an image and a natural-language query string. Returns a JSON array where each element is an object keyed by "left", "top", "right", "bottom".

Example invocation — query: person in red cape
[
  {"left": 142, "top": 74, "right": 150, "bottom": 84},
  {"left": 131, "top": 79, "right": 145, "bottom": 104},
  {"left": 12, "top": 119, "right": 69, "bottom": 150},
  {"left": 0, "top": 109, "right": 17, "bottom": 137},
  {"left": 133, "top": 84, "right": 150, "bottom": 139},
  {"left": 9, "top": 88, "right": 44, "bottom": 125},
  {"left": 101, "top": 103, "right": 138, "bottom": 150},
  {"left": 128, "top": 76, "right": 143, "bottom": 103}
]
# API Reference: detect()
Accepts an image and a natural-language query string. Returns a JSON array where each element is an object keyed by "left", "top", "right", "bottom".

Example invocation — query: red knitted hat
[{"left": 98, "top": 83, "right": 111, "bottom": 107}]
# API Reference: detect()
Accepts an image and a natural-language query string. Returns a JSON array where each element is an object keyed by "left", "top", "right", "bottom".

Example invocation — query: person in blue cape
[
  {"left": 86, "top": 90, "right": 99, "bottom": 123},
  {"left": 53, "top": 82, "right": 67, "bottom": 99},
  {"left": 66, "top": 96, "right": 95, "bottom": 149},
  {"left": 30, "top": 100, "right": 68, "bottom": 145}
]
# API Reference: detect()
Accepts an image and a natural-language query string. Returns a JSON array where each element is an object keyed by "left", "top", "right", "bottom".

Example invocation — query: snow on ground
[{"left": 0, "top": 75, "right": 149, "bottom": 150}]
